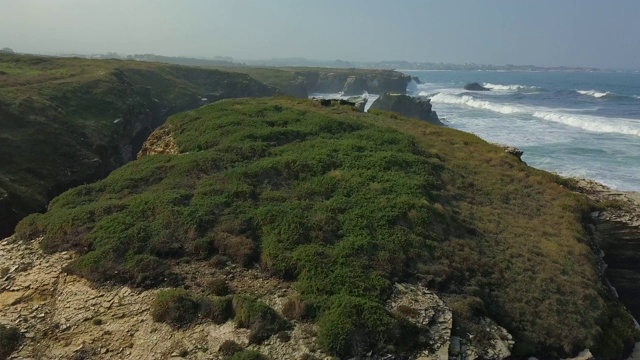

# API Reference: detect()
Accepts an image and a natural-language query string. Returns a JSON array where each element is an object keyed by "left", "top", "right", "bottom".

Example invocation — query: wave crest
[
  {"left": 577, "top": 90, "right": 610, "bottom": 98},
  {"left": 482, "top": 83, "right": 538, "bottom": 91},
  {"left": 532, "top": 112, "right": 640, "bottom": 137},
  {"left": 431, "top": 93, "right": 522, "bottom": 114},
  {"left": 431, "top": 92, "right": 640, "bottom": 137}
]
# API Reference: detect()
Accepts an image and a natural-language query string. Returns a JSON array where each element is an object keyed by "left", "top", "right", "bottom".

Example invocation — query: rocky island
[{"left": 1, "top": 55, "right": 639, "bottom": 360}]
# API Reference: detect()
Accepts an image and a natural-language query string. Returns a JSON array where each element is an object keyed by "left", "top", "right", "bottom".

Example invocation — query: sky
[{"left": 1, "top": 0, "right": 640, "bottom": 69}]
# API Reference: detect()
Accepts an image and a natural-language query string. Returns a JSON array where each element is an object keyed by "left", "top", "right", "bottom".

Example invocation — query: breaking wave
[
  {"left": 577, "top": 90, "right": 610, "bottom": 98},
  {"left": 483, "top": 83, "right": 539, "bottom": 91},
  {"left": 430, "top": 92, "right": 640, "bottom": 137}
]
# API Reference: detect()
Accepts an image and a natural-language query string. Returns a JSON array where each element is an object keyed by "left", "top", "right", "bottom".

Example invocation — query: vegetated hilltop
[
  {"left": 14, "top": 98, "right": 639, "bottom": 359},
  {"left": 0, "top": 54, "right": 277, "bottom": 237}
]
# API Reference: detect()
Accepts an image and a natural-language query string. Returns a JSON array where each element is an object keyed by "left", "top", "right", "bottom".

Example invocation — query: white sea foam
[
  {"left": 483, "top": 83, "right": 537, "bottom": 91},
  {"left": 431, "top": 93, "right": 523, "bottom": 114},
  {"left": 577, "top": 90, "right": 610, "bottom": 98},
  {"left": 407, "top": 79, "right": 419, "bottom": 92},
  {"left": 532, "top": 112, "right": 640, "bottom": 137},
  {"left": 431, "top": 92, "right": 640, "bottom": 137}
]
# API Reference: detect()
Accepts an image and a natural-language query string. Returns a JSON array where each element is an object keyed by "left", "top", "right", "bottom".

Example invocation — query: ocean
[{"left": 312, "top": 70, "right": 640, "bottom": 191}]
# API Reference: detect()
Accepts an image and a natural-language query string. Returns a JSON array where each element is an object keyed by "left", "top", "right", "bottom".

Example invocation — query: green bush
[
  {"left": 206, "top": 277, "right": 231, "bottom": 296},
  {"left": 200, "top": 296, "right": 234, "bottom": 324},
  {"left": 232, "top": 296, "right": 291, "bottom": 344},
  {"left": 218, "top": 340, "right": 243, "bottom": 357},
  {"left": 230, "top": 350, "right": 269, "bottom": 360},
  {"left": 150, "top": 289, "right": 200, "bottom": 327},
  {"left": 0, "top": 324, "right": 21, "bottom": 360},
  {"left": 316, "top": 295, "right": 416, "bottom": 357}
]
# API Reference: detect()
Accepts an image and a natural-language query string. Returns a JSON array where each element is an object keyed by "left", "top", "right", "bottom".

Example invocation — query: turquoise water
[{"left": 403, "top": 70, "right": 640, "bottom": 191}]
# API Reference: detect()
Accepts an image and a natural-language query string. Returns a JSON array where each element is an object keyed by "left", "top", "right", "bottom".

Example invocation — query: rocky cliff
[
  {"left": 297, "top": 69, "right": 411, "bottom": 95},
  {"left": 8, "top": 98, "right": 639, "bottom": 359},
  {"left": 0, "top": 54, "right": 277, "bottom": 237},
  {"left": 369, "top": 93, "right": 442, "bottom": 125}
]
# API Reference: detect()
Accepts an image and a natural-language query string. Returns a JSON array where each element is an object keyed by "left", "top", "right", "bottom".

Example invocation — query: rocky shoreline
[{"left": 571, "top": 179, "right": 640, "bottom": 325}]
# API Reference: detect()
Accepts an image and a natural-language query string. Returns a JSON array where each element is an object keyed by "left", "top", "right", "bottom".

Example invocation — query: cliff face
[
  {"left": 0, "top": 55, "right": 277, "bottom": 236},
  {"left": 369, "top": 93, "right": 442, "bottom": 125},
  {"left": 297, "top": 69, "right": 411, "bottom": 95}
]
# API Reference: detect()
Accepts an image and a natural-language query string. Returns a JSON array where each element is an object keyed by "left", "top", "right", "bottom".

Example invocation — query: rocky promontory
[
  {"left": 3, "top": 98, "right": 638, "bottom": 359},
  {"left": 369, "top": 93, "right": 442, "bottom": 125}
]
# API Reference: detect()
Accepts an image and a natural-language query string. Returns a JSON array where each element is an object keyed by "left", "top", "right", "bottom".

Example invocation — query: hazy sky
[{"left": 1, "top": 0, "right": 639, "bottom": 69}]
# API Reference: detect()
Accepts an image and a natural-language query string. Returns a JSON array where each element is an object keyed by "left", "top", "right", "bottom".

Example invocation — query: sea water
[{"left": 402, "top": 70, "right": 640, "bottom": 191}]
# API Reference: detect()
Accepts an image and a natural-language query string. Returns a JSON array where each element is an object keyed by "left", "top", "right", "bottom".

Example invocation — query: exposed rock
[
  {"left": 342, "top": 76, "right": 368, "bottom": 96},
  {"left": 493, "top": 143, "right": 525, "bottom": 162},
  {"left": 369, "top": 93, "right": 442, "bottom": 125},
  {"left": 563, "top": 349, "right": 594, "bottom": 360},
  {"left": 299, "top": 70, "right": 411, "bottom": 95},
  {"left": 412, "top": 76, "right": 423, "bottom": 84},
  {"left": 572, "top": 178, "right": 640, "bottom": 323},
  {"left": 0, "top": 235, "right": 327, "bottom": 360},
  {"left": 388, "top": 283, "right": 452, "bottom": 360},
  {"left": 347, "top": 95, "right": 368, "bottom": 112},
  {"left": 464, "top": 82, "right": 490, "bottom": 91},
  {"left": 137, "top": 126, "right": 179, "bottom": 158}
]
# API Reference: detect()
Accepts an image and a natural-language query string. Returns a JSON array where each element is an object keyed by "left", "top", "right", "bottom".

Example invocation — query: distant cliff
[
  {"left": 0, "top": 54, "right": 277, "bottom": 237},
  {"left": 213, "top": 66, "right": 411, "bottom": 98}
]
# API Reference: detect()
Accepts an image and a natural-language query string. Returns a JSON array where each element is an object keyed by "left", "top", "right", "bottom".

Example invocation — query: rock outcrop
[
  {"left": 298, "top": 70, "right": 411, "bottom": 95},
  {"left": 342, "top": 76, "right": 369, "bottom": 96},
  {"left": 369, "top": 93, "right": 442, "bottom": 125},
  {"left": 574, "top": 179, "right": 640, "bottom": 323},
  {"left": 347, "top": 95, "right": 368, "bottom": 112},
  {"left": 137, "top": 126, "right": 179, "bottom": 158},
  {"left": 492, "top": 143, "right": 525, "bottom": 162},
  {"left": 464, "top": 82, "right": 490, "bottom": 91}
]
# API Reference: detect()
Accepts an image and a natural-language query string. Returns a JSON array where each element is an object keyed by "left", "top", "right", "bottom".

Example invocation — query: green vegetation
[
  {"left": 16, "top": 98, "right": 639, "bottom": 357},
  {"left": 150, "top": 289, "right": 200, "bottom": 327},
  {"left": 230, "top": 350, "right": 269, "bottom": 360},
  {"left": 232, "top": 296, "right": 291, "bottom": 344},
  {"left": 0, "top": 324, "right": 21, "bottom": 360},
  {"left": 218, "top": 340, "right": 244, "bottom": 357},
  {"left": 206, "top": 277, "right": 232, "bottom": 296},
  {"left": 0, "top": 53, "right": 275, "bottom": 237},
  {"left": 200, "top": 296, "right": 234, "bottom": 324}
]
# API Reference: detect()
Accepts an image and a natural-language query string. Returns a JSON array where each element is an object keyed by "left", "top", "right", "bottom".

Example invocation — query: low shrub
[
  {"left": 206, "top": 277, "right": 231, "bottom": 296},
  {"left": 281, "top": 296, "right": 314, "bottom": 321},
  {"left": 232, "top": 296, "right": 291, "bottom": 344},
  {"left": 218, "top": 340, "right": 243, "bottom": 357},
  {"left": 124, "top": 254, "right": 169, "bottom": 288},
  {"left": 150, "top": 289, "right": 200, "bottom": 327},
  {"left": 317, "top": 295, "right": 419, "bottom": 358},
  {"left": 230, "top": 350, "right": 269, "bottom": 360},
  {"left": 0, "top": 324, "right": 21, "bottom": 360},
  {"left": 200, "top": 296, "right": 234, "bottom": 324}
]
